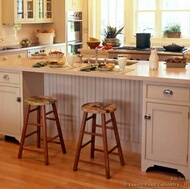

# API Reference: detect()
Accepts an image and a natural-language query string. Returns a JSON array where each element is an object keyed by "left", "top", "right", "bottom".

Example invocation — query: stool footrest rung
[
  {"left": 47, "top": 135, "right": 59, "bottom": 143},
  {"left": 79, "top": 159, "right": 105, "bottom": 167},
  {"left": 46, "top": 117, "right": 55, "bottom": 121},
  {"left": 23, "top": 147, "right": 44, "bottom": 154},
  {"left": 29, "top": 107, "right": 39, "bottom": 113},
  {"left": 26, "top": 122, "right": 42, "bottom": 127},
  {"left": 86, "top": 115, "right": 94, "bottom": 121},
  {"left": 81, "top": 140, "right": 92, "bottom": 148},
  {"left": 25, "top": 130, "right": 38, "bottom": 138},
  {"left": 95, "top": 124, "right": 113, "bottom": 130},
  {"left": 108, "top": 145, "right": 118, "bottom": 154},
  {"left": 106, "top": 118, "right": 113, "bottom": 125},
  {"left": 94, "top": 145, "right": 118, "bottom": 155},
  {"left": 46, "top": 110, "right": 53, "bottom": 115},
  {"left": 84, "top": 131, "right": 102, "bottom": 137}
]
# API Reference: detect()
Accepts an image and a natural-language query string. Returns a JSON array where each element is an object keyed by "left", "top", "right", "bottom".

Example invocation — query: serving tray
[{"left": 166, "top": 62, "right": 186, "bottom": 68}]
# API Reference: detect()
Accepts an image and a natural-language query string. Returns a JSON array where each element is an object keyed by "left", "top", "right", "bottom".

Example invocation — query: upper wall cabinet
[
  {"left": 2, "top": 0, "right": 53, "bottom": 24},
  {"left": 36, "top": 0, "right": 53, "bottom": 23},
  {"left": 65, "top": 0, "right": 83, "bottom": 10},
  {"left": 2, "top": 0, "right": 36, "bottom": 24}
]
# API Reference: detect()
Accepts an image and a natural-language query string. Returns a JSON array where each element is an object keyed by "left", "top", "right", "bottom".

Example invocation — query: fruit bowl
[
  {"left": 87, "top": 41, "right": 100, "bottom": 49},
  {"left": 20, "top": 38, "right": 32, "bottom": 47},
  {"left": 49, "top": 51, "right": 64, "bottom": 59}
]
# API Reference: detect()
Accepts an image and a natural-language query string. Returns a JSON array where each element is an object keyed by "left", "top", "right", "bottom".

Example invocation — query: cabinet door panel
[
  {"left": 36, "top": 0, "right": 53, "bottom": 23},
  {"left": 0, "top": 86, "right": 21, "bottom": 135},
  {"left": 146, "top": 103, "right": 189, "bottom": 166}
]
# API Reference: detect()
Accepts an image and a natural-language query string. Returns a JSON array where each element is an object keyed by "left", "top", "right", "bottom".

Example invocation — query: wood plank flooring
[{"left": 0, "top": 136, "right": 189, "bottom": 189}]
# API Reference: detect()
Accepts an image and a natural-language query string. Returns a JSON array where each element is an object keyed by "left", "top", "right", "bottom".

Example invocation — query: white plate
[{"left": 49, "top": 65, "right": 63, "bottom": 68}]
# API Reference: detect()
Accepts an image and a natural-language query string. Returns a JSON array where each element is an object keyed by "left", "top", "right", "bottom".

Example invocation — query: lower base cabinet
[
  {"left": 0, "top": 70, "right": 44, "bottom": 142},
  {"left": 142, "top": 82, "right": 190, "bottom": 179},
  {"left": 0, "top": 86, "right": 21, "bottom": 136}
]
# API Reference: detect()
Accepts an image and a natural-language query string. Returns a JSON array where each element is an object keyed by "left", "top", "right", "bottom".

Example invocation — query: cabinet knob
[
  {"left": 16, "top": 97, "right": 21, "bottom": 102},
  {"left": 163, "top": 89, "right": 173, "bottom": 96},
  {"left": 3, "top": 74, "right": 9, "bottom": 80},
  {"left": 144, "top": 114, "right": 151, "bottom": 120},
  {"left": 18, "top": 54, "right": 22, "bottom": 58},
  {"left": 3, "top": 57, "right": 7, "bottom": 61}
]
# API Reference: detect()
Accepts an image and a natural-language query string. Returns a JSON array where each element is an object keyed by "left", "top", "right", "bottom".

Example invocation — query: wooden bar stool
[
  {"left": 73, "top": 102, "right": 125, "bottom": 179},
  {"left": 18, "top": 96, "right": 66, "bottom": 165}
]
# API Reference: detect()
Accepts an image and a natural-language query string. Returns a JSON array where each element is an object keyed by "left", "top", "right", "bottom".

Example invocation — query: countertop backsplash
[{"left": 0, "top": 24, "right": 44, "bottom": 47}]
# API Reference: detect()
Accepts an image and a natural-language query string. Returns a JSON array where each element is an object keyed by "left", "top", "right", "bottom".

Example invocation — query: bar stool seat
[
  {"left": 18, "top": 96, "right": 66, "bottom": 165},
  {"left": 73, "top": 102, "right": 125, "bottom": 179}
]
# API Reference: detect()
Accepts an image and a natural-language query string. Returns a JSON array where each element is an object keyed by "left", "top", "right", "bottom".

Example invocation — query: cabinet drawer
[
  {"left": 147, "top": 85, "right": 190, "bottom": 102},
  {"left": 0, "top": 72, "right": 20, "bottom": 85}
]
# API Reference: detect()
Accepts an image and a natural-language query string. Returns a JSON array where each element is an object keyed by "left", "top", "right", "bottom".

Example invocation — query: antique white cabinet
[
  {"left": 2, "top": 0, "right": 54, "bottom": 24},
  {"left": 142, "top": 82, "right": 190, "bottom": 179},
  {"left": 36, "top": 0, "right": 53, "bottom": 23},
  {"left": 0, "top": 70, "right": 44, "bottom": 142},
  {"left": 2, "top": 0, "right": 36, "bottom": 24},
  {"left": 0, "top": 71, "right": 22, "bottom": 139}
]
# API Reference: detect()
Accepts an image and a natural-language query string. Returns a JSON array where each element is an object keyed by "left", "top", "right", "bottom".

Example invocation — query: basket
[{"left": 37, "top": 33, "right": 55, "bottom": 45}]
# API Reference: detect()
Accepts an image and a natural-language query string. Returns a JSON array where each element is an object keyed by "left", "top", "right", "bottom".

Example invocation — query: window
[
  {"left": 88, "top": 0, "right": 125, "bottom": 44},
  {"left": 100, "top": 0, "right": 124, "bottom": 43},
  {"left": 135, "top": 0, "right": 190, "bottom": 38},
  {"left": 88, "top": 0, "right": 190, "bottom": 46}
]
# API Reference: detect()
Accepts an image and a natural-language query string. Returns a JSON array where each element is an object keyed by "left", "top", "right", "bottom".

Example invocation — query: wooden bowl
[{"left": 87, "top": 41, "right": 100, "bottom": 49}]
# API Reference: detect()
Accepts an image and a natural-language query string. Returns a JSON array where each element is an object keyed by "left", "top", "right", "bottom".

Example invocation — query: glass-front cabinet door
[
  {"left": 37, "top": 0, "right": 53, "bottom": 23},
  {"left": 15, "top": 0, "right": 35, "bottom": 22}
]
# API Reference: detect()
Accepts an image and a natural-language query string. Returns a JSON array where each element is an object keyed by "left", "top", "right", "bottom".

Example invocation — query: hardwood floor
[{"left": 0, "top": 136, "right": 189, "bottom": 189}]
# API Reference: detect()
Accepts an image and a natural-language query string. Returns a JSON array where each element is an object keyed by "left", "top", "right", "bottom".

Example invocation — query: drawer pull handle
[
  {"left": 163, "top": 89, "right": 173, "bottom": 96},
  {"left": 3, "top": 74, "right": 10, "bottom": 80}
]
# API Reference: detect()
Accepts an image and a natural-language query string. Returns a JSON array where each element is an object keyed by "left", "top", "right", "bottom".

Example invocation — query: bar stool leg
[
  {"left": 41, "top": 106, "right": 49, "bottom": 165},
  {"left": 52, "top": 103, "right": 66, "bottom": 153},
  {"left": 101, "top": 114, "right": 110, "bottom": 179},
  {"left": 18, "top": 104, "right": 31, "bottom": 159},
  {"left": 110, "top": 112, "right": 125, "bottom": 165},
  {"left": 73, "top": 112, "right": 88, "bottom": 171},
  {"left": 37, "top": 106, "right": 41, "bottom": 148},
  {"left": 90, "top": 114, "right": 96, "bottom": 158}
]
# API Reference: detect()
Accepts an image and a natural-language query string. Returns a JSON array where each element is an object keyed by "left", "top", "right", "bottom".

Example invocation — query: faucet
[
  {"left": 95, "top": 47, "right": 99, "bottom": 66},
  {"left": 78, "top": 53, "right": 84, "bottom": 65}
]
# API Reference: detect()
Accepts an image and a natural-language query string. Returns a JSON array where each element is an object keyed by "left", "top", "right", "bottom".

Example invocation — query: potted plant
[
  {"left": 102, "top": 25, "right": 124, "bottom": 47},
  {"left": 163, "top": 24, "right": 181, "bottom": 38}
]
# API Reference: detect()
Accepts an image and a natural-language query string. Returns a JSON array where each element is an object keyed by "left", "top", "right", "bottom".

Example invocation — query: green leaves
[{"left": 102, "top": 25, "right": 124, "bottom": 38}]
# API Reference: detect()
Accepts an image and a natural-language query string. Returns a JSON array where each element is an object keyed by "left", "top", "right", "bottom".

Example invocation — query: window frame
[{"left": 88, "top": 0, "right": 190, "bottom": 47}]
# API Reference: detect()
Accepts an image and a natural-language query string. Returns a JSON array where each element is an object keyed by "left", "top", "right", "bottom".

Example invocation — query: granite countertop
[{"left": 0, "top": 57, "right": 190, "bottom": 85}]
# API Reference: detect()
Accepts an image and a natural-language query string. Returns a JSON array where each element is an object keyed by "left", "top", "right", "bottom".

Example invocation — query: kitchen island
[{"left": 0, "top": 58, "right": 190, "bottom": 179}]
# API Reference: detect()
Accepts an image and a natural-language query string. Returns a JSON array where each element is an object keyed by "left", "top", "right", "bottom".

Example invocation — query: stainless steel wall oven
[{"left": 66, "top": 11, "right": 82, "bottom": 54}]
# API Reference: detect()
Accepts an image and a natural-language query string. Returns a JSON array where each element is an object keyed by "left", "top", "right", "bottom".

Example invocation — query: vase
[
  {"left": 149, "top": 49, "right": 159, "bottom": 70},
  {"left": 102, "top": 38, "right": 121, "bottom": 47}
]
